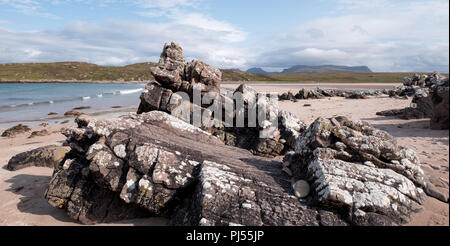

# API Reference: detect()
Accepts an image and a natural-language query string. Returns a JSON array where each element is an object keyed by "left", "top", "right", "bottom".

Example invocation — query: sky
[{"left": 0, "top": 0, "right": 448, "bottom": 72}]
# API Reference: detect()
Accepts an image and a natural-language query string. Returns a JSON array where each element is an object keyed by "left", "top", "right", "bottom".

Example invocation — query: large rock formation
[
  {"left": 377, "top": 72, "right": 449, "bottom": 129},
  {"left": 43, "top": 112, "right": 436, "bottom": 225},
  {"left": 430, "top": 79, "right": 449, "bottom": 130},
  {"left": 43, "top": 112, "right": 339, "bottom": 225},
  {"left": 41, "top": 43, "right": 441, "bottom": 226},
  {"left": 283, "top": 116, "right": 445, "bottom": 225},
  {"left": 138, "top": 42, "right": 304, "bottom": 156}
]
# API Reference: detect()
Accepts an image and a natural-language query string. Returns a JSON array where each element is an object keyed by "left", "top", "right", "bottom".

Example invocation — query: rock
[
  {"left": 64, "top": 110, "right": 82, "bottom": 117},
  {"left": 346, "top": 91, "right": 368, "bottom": 99},
  {"left": 46, "top": 111, "right": 433, "bottom": 225},
  {"left": 46, "top": 111, "right": 350, "bottom": 226},
  {"left": 73, "top": 106, "right": 91, "bottom": 110},
  {"left": 1, "top": 124, "right": 31, "bottom": 137},
  {"left": 376, "top": 109, "right": 405, "bottom": 117},
  {"left": 287, "top": 88, "right": 381, "bottom": 101},
  {"left": 400, "top": 89, "right": 433, "bottom": 119},
  {"left": 293, "top": 180, "right": 310, "bottom": 198},
  {"left": 282, "top": 166, "right": 293, "bottom": 176},
  {"left": 150, "top": 42, "right": 186, "bottom": 90},
  {"left": 425, "top": 186, "right": 449, "bottom": 203},
  {"left": 430, "top": 84, "right": 449, "bottom": 130},
  {"left": 48, "top": 112, "right": 58, "bottom": 115},
  {"left": 137, "top": 43, "right": 303, "bottom": 157},
  {"left": 381, "top": 73, "right": 449, "bottom": 126},
  {"left": 184, "top": 60, "right": 222, "bottom": 93},
  {"left": 285, "top": 116, "right": 431, "bottom": 225},
  {"left": 28, "top": 129, "right": 49, "bottom": 138},
  {"left": 39, "top": 123, "right": 49, "bottom": 127},
  {"left": 7, "top": 145, "right": 70, "bottom": 171}
]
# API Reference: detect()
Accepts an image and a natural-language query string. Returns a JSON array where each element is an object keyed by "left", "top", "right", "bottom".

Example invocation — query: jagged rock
[
  {"left": 1, "top": 124, "right": 31, "bottom": 137},
  {"left": 45, "top": 111, "right": 352, "bottom": 226},
  {"left": 380, "top": 73, "right": 448, "bottom": 125},
  {"left": 150, "top": 42, "right": 186, "bottom": 89},
  {"left": 184, "top": 60, "right": 222, "bottom": 93},
  {"left": 279, "top": 88, "right": 380, "bottom": 101},
  {"left": 137, "top": 43, "right": 304, "bottom": 157},
  {"left": 7, "top": 145, "right": 70, "bottom": 171},
  {"left": 284, "top": 116, "right": 435, "bottom": 225},
  {"left": 430, "top": 84, "right": 449, "bottom": 130}
]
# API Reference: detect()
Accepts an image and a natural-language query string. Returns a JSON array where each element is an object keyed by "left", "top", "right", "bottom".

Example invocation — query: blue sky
[{"left": 0, "top": 0, "right": 448, "bottom": 72}]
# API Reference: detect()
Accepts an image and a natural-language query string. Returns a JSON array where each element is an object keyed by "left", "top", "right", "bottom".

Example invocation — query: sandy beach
[{"left": 0, "top": 83, "right": 448, "bottom": 226}]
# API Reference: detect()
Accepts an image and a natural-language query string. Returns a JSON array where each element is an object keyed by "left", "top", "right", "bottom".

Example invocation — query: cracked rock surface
[
  {"left": 283, "top": 116, "right": 444, "bottom": 225},
  {"left": 138, "top": 42, "right": 305, "bottom": 157},
  {"left": 44, "top": 111, "right": 434, "bottom": 226},
  {"left": 44, "top": 111, "right": 326, "bottom": 225}
]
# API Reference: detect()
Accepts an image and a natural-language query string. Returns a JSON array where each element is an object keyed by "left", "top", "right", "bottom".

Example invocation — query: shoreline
[
  {"left": 0, "top": 106, "right": 138, "bottom": 129},
  {"left": 2, "top": 80, "right": 403, "bottom": 85},
  {"left": 0, "top": 82, "right": 398, "bottom": 128},
  {"left": 0, "top": 80, "right": 148, "bottom": 84}
]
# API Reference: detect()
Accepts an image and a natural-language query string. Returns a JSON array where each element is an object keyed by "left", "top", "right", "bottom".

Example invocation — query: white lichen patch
[
  {"left": 92, "top": 151, "right": 112, "bottom": 167},
  {"left": 135, "top": 144, "right": 159, "bottom": 165},
  {"left": 87, "top": 143, "right": 103, "bottom": 155},
  {"left": 113, "top": 144, "right": 127, "bottom": 158},
  {"left": 242, "top": 203, "right": 252, "bottom": 209},
  {"left": 63, "top": 159, "right": 73, "bottom": 170}
]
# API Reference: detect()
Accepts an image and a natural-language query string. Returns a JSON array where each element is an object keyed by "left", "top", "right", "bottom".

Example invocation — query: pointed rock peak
[{"left": 159, "top": 42, "right": 185, "bottom": 65}]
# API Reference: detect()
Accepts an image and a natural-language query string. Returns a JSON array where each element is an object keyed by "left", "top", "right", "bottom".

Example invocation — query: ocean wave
[
  {"left": 119, "top": 88, "right": 144, "bottom": 95},
  {"left": 0, "top": 87, "right": 144, "bottom": 110}
]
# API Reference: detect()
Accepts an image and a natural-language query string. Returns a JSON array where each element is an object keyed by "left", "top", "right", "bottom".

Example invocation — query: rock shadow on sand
[
  {"left": 361, "top": 116, "right": 449, "bottom": 143},
  {"left": 5, "top": 174, "right": 77, "bottom": 224}
]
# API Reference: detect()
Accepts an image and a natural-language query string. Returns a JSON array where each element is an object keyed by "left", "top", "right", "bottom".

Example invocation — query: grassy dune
[{"left": 0, "top": 62, "right": 445, "bottom": 83}]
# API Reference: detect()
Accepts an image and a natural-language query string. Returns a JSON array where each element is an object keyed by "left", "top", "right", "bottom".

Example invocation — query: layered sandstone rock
[
  {"left": 137, "top": 42, "right": 304, "bottom": 156},
  {"left": 283, "top": 116, "right": 446, "bottom": 224},
  {"left": 43, "top": 112, "right": 435, "bottom": 225}
]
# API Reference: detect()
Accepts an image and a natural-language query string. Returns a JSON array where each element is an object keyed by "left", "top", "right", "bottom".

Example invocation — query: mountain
[
  {"left": 281, "top": 65, "right": 372, "bottom": 74},
  {"left": 246, "top": 67, "right": 272, "bottom": 74}
]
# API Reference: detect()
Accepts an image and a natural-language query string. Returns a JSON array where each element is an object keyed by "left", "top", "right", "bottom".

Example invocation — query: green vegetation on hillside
[
  {"left": 0, "top": 62, "right": 445, "bottom": 83},
  {"left": 0, "top": 62, "right": 157, "bottom": 82}
]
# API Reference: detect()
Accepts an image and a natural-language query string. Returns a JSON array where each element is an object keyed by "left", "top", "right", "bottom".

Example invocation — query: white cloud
[
  {"left": 247, "top": 0, "right": 449, "bottom": 72},
  {"left": 0, "top": 17, "right": 248, "bottom": 68},
  {"left": 0, "top": 0, "right": 448, "bottom": 72},
  {"left": 133, "top": 0, "right": 195, "bottom": 9},
  {"left": 0, "top": 0, "right": 60, "bottom": 18}
]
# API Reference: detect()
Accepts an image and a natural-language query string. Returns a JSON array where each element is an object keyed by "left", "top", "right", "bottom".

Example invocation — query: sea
[{"left": 0, "top": 83, "right": 146, "bottom": 128}]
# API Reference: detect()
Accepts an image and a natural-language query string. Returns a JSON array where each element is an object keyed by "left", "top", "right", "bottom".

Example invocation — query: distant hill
[
  {"left": 246, "top": 67, "right": 272, "bottom": 74},
  {"left": 0, "top": 61, "right": 432, "bottom": 83},
  {"left": 0, "top": 62, "right": 158, "bottom": 82},
  {"left": 281, "top": 65, "right": 372, "bottom": 74}
]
